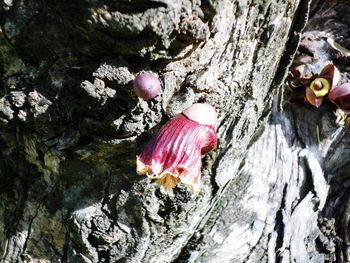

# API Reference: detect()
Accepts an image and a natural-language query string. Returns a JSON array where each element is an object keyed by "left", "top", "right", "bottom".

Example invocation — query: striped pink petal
[{"left": 136, "top": 104, "right": 217, "bottom": 191}]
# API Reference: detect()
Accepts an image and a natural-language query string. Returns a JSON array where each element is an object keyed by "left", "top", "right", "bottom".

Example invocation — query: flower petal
[
  {"left": 305, "top": 87, "right": 323, "bottom": 108},
  {"left": 329, "top": 83, "right": 350, "bottom": 112},
  {"left": 136, "top": 114, "right": 217, "bottom": 191},
  {"left": 320, "top": 64, "right": 340, "bottom": 87}
]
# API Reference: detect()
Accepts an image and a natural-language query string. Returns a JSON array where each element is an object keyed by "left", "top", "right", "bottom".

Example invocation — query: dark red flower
[
  {"left": 136, "top": 103, "right": 218, "bottom": 191},
  {"left": 305, "top": 64, "right": 340, "bottom": 107}
]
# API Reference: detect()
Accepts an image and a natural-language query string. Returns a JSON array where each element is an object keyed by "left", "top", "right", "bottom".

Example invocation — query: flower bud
[
  {"left": 182, "top": 103, "right": 218, "bottom": 128},
  {"left": 133, "top": 71, "right": 161, "bottom": 100}
]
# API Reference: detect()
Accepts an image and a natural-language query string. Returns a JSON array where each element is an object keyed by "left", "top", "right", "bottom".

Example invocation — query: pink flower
[{"left": 136, "top": 103, "right": 218, "bottom": 191}]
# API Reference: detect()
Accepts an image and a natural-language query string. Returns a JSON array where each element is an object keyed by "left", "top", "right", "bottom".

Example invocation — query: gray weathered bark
[
  {"left": 188, "top": 1, "right": 350, "bottom": 262},
  {"left": 0, "top": 0, "right": 328, "bottom": 262}
]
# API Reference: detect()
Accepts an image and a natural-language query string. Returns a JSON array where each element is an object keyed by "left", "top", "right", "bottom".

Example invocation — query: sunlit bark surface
[{"left": 0, "top": 0, "right": 317, "bottom": 262}]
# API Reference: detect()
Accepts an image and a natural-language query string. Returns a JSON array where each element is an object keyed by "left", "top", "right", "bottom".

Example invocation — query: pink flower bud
[
  {"left": 182, "top": 103, "right": 218, "bottom": 128},
  {"left": 329, "top": 83, "right": 350, "bottom": 113},
  {"left": 133, "top": 71, "right": 161, "bottom": 100},
  {"left": 136, "top": 103, "right": 218, "bottom": 191}
]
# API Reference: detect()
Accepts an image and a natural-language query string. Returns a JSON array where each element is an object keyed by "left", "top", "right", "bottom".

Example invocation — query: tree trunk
[
  {"left": 0, "top": 0, "right": 332, "bottom": 262},
  {"left": 192, "top": 1, "right": 350, "bottom": 262}
]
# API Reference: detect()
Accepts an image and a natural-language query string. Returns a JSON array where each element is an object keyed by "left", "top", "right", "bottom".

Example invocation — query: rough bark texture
[
  {"left": 0, "top": 0, "right": 312, "bottom": 262},
  {"left": 188, "top": 1, "right": 350, "bottom": 262}
]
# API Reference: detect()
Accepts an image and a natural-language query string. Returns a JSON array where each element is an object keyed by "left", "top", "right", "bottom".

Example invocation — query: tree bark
[
  {"left": 189, "top": 1, "right": 350, "bottom": 262},
  {"left": 0, "top": 0, "right": 315, "bottom": 262}
]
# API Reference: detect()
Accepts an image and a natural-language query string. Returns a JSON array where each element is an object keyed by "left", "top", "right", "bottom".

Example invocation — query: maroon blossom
[
  {"left": 136, "top": 103, "right": 218, "bottom": 191},
  {"left": 305, "top": 64, "right": 340, "bottom": 107}
]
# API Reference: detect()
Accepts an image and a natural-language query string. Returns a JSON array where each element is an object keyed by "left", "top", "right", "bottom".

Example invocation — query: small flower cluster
[
  {"left": 132, "top": 71, "right": 218, "bottom": 192},
  {"left": 289, "top": 63, "right": 350, "bottom": 114}
]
